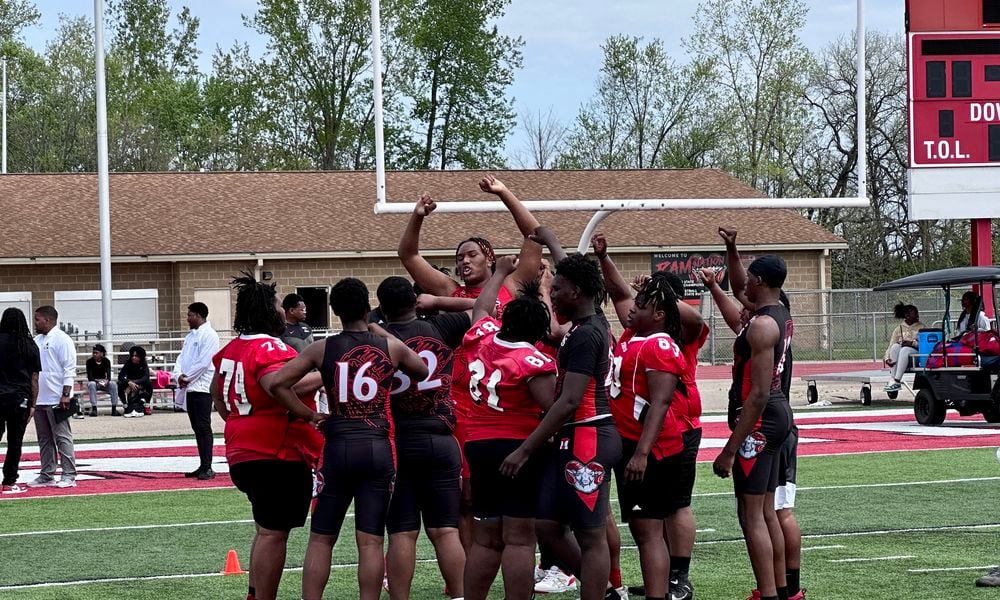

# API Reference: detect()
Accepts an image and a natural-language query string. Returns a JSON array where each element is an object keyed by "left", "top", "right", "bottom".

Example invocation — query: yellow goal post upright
[{"left": 366, "top": 0, "right": 871, "bottom": 253}]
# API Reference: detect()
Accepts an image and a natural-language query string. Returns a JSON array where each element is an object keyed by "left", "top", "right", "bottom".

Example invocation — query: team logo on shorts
[
  {"left": 312, "top": 470, "right": 325, "bottom": 498},
  {"left": 564, "top": 460, "right": 606, "bottom": 494},
  {"left": 739, "top": 431, "right": 767, "bottom": 459}
]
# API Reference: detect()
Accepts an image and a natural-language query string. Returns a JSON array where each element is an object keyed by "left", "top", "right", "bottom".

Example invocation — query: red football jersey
[
  {"left": 213, "top": 334, "right": 323, "bottom": 466},
  {"left": 677, "top": 322, "right": 709, "bottom": 430},
  {"left": 609, "top": 329, "right": 690, "bottom": 459},
  {"left": 452, "top": 316, "right": 502, "bottom": 422},
  {"left": 463, "top": 317, "right": 556, "bottom": 441},
  {"left": 451, "top": 284, "right": 514, "bottom": 319}
]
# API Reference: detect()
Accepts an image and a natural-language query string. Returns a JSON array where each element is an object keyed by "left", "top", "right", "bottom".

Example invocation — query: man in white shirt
[
  {"left": 174, "top": 302, "right": 221, "bottom": 480},
  {"left": 30, "top": 305, "right": 78, "bottom": 488}
]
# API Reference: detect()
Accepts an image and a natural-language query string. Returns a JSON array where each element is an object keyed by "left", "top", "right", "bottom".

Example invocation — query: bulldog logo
[
  {"left": 564, "top": 460, "right": 606, "bottom": 494},
  {"left": 312, "top": 470, "right": 325, "bottom": 498},
  {"left": 738, "top": 431, "right": 767, "bottom": 460}
]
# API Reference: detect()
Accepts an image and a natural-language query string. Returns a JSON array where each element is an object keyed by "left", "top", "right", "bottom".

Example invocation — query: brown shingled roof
[{"left": 0, "top": 169, "right": 844, "bottom": 259}]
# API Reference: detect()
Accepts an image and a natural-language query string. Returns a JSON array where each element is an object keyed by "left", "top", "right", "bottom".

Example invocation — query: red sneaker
[
  {"left": 745, "top": 590, "right": 761, "bottom": 600},
  {"left": 789, "top": 590, "right": 807, "bottom": 600}
]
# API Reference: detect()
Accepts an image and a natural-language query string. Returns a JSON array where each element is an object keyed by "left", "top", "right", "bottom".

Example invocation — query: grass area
[{"left": 1, "top": 448, "right": 998, "bottom": 599}]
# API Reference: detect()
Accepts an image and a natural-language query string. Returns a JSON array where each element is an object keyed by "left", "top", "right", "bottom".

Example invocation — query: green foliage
[
  {"left": 558, "top": 35, "right": 714, "bottom": 169},
  {"left": 396, "top": 0, "right": 522, "bottom": 170}
]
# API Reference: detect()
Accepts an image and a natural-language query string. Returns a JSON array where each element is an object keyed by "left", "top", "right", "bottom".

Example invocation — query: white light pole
[
  {"left": 94, "top": 0, "right": 113, "bottom": 346},
  {"left": 2, "top": 56, "right": 7, "bottom": 174}
]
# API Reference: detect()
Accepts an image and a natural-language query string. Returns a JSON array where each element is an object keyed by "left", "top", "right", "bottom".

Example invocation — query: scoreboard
[
  {"left": 908, "top": 32, "right": 1000, "bottom": 166},
  {"left": 906, "top": 0, "right": 1000, "bottom": 220}
]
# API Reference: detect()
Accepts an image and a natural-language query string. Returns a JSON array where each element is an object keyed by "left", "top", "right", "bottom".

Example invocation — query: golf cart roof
[{"left": 873, "top": 266, "right": 1000, "bottom": 291}]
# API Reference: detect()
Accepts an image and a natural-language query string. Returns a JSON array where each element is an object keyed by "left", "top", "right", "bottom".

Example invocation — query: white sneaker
[
  {"left": 613, "top": 586, "right": 629, "bottom": 599},
  {"left": 132, "top": 411, "right": 144, "bottom": 418},
  {"left": 1, "top": 484, "right": 27, "bottom": 494},
  {"left": 72, "top": 412, "right": 85, "bottom": 419},
  {"left": 123, "top": 411, "right": 134, "bottom": 418},
  {"left": 55, "top": 479, "right": 77, "bottom": 488},
  {"left": 535, "top": 565, "right": 547, "bottom": 584},
  {"left": 534, "top": 566, "right": 577, "bottom": 593}
]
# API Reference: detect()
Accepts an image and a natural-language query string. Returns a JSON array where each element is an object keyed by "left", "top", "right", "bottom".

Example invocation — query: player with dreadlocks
[
  {"left": 458, "top": 255, "right": 558, "bottom": 600},
  {"left": 0, "top": 308, "right": 42, "bottom": 494},
  {"left": 398, "top": 176, "right": 545, "bottom": 551},
  {"left": 591, "top": 235, "right": 701, "bottom": 600},
  {"left": 500, "top": 250, "right": 622, "bottom": 600},
  {"left": 210, "top": 271, "right": 326, "bottom": 600}
]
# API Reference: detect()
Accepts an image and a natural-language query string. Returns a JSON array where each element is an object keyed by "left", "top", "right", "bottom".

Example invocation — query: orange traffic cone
[{"left": 221, "top": 549, "right": 246, "bottom": 575}]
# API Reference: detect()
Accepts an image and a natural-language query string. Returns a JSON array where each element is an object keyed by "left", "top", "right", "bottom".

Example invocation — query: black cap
[{"left": 747, "top": 255, "right": 787, "bottom": 288}]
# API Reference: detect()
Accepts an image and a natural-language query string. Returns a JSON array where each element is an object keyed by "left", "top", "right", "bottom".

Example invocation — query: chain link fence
[{"left": 700, "top": 287, "right": 976, "bottom": 365}]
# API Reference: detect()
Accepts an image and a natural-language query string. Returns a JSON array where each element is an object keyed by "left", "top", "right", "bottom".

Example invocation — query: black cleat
[
  {"left": 669, "top": 574, "right": 694, "bottom": 600},
  {"left": 197, "top": 468, "right": 216, "bottom": 481}
]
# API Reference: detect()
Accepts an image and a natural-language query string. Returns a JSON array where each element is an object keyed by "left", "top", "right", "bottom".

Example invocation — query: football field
[{"left": 2, "top": 409, "right": 1000, "bottom": 599}]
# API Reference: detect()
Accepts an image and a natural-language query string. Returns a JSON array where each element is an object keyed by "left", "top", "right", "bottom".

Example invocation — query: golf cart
[{"left": 873, "top": 266, "right": 1000, "bottom": 425}]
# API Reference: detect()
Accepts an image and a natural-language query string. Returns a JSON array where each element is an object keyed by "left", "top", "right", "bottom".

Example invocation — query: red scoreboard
[{"left": 907, "top": 1, "right": 1000, "bottom": 167}]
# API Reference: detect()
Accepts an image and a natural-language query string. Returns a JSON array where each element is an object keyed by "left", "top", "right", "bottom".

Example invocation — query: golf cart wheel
[
  {"left": 983, "top": 400, "right": 1000, "bottom": 424},
  {"left": 807, "top": 384, "right": 818, "bottom": 405},
  {"left": 914, "top": 388, "right": 945, "bottom": 425},
  {"left": 887, "top": 390, "right": 899, "bottom": 400},
  {"left": 860, "top": 386, "right": 872, "bottom": 406}
]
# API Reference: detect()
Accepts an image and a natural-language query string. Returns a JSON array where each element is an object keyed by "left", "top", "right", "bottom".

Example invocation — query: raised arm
[
  {"left": 592, "top": 233, "right": 633, "bottom": 328},
  {"left": 472, "top": 256, "right": 518, "bottom": 323},
  {"left": 719, "top": 227, "right": 752, "bottom": 310},
  {"left": 529, "top": 225, "right": 568, "bottom": 264},
  {"left": 480, "top": 176, "right": 544, "bottom": 290},
  {"left": 397, "top": 194, "right": 459, "bottom": 297},
  {"left": 700, "top": 268, "right": 745, "bottom": 334}
]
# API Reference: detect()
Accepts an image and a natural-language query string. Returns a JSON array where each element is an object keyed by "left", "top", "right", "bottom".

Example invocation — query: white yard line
[
  {"left": 829, "top": 555, "right": 915, "bottom": 563},
  {"left": 909, "top": 565, "right": 997, "bottom": 573},
  {"left": 802, "top": 545, "right": 845, "bottom": 551},
  {"left": 688, "top": 476, "right": 1000, "bottom": 498}
]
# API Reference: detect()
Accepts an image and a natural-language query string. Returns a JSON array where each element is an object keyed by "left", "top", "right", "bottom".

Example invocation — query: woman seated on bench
[
  {"left": 118, "top": 345, "right": 152, "bottom": 418},
  {"left": 884, "top": 303, "right": 923, "bottom": 392}
]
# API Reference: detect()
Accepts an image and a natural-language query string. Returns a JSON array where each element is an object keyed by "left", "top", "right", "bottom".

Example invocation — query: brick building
[{"left": 0, "top": 170, "right": 845, "bottom": 337}]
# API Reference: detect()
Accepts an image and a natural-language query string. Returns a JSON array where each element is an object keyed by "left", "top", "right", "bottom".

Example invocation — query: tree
[
  {"left": 105, "top": 0, "right": 204, "bottom": 171},
  {"left": 512, "top": 107, "right": 566, "bottom": 169},
  {"left": 397, "top": 0, "right": 522, "bottom": 169},
  {"left": 557, "top": 35, "right": 712, "bottom": 169},
  {"left": 5, "top": 16, "right": 97, "bottom": 173},
  {"left": 0, "top": 0, "right": 39, "bottom": 44},
  {"left": 686, "top": 0, "right": 812, "bottom": 192}
]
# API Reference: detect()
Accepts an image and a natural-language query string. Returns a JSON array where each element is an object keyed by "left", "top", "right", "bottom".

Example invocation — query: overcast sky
[{"left": 20, "top": 0, "right": 903, "bottom": 162}]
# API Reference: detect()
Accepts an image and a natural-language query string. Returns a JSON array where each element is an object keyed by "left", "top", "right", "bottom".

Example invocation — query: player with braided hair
[
  {"left": 459, "top": 256, "right": 557, "bottom": 600},
  {"left": 592, "top": 236, "right": 702, "bottom": 600},
  {"left": 211, "top": 271, "right": 327, "bottom": 600},
  {"left": 398, "top": 176, "right": 545, "bottom": 551},
  {"left": 499, "top": 247, "right": 621, "bottom": 600}
]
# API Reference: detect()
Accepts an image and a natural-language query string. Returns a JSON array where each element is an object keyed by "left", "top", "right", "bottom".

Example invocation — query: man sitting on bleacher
[{"left": 86, "top": 344, "right": 119, "bottom": 416}]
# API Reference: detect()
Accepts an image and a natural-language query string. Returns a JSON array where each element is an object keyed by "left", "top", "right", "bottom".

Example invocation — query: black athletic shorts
[
  {"left": 230, "top": 459, "right": 313, "bottom": 532},
  {"left": 538, "top": 420, "right": 622, "bottom": 529},
  {"left": 465, "top": 438, "right": 545, "bottom": 520},
  {"left": 386, "top": 431, "right": 462, "bottom": 534},
  {"left": 733, "top": 400, "right": 793, "bottom": 496},
  {"left": 778, "top": 424, "right": 798, "bottom": 487},
  {"left": 616, "top": 428, "right": 701, "bottom": 521},
  {"left": 311, "top": 435, "right": 395, "bottom": 536}
]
